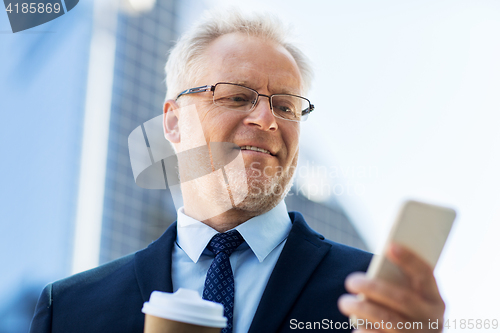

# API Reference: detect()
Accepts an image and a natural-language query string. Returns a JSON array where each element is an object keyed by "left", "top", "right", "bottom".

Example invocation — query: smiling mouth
[{"left": 240, "top": 145, "right": 273, "bottom": 155}]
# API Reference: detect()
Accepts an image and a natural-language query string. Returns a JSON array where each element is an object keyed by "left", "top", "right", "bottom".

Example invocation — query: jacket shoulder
[
  {"left": 55, "top": 253, "right": 135, "bottom": 291},
  {"left": 48, "top": 254, "right": 144, "bottom": 332}
]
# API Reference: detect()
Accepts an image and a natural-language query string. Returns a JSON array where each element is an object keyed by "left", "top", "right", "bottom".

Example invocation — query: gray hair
[{"left": 164, "top": 9, "right": 313, "bottom": 101}]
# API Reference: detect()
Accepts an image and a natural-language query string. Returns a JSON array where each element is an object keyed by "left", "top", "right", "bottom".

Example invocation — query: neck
[{"left": 179, "top": 176, "right": 281, "bottom": 232}]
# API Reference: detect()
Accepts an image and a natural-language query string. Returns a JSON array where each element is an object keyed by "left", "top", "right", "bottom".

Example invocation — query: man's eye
[
  {"left": 217, "top": 94, "right": 252, "bottom": 103},
  {"left": 276, "top": 105, "right": 292, "bottom": 113},
  {"left": 229, "top": 96, "right": 249, "bottom": 102}
]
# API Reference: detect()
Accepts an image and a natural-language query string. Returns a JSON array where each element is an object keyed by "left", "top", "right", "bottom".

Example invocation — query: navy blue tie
[{"left": 202, "top": 230, "right": 244, "bottom": 333}]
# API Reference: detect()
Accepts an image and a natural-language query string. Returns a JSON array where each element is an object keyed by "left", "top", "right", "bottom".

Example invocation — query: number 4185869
[
  {"left": 444, "top": 319, "right": 498, "bottom": 330},
  {"left": 5, "top": 3, "right": 61, "bottom": 14}
]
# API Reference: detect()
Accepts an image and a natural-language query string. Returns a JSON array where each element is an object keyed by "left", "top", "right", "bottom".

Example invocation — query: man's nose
[{"left": 243, "top": 95, "right": 278, "bottom": 131}]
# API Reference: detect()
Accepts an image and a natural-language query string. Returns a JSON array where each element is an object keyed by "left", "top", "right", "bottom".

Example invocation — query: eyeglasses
[{"left": 176, "top": 82, "right": 314, "bottom": 122}]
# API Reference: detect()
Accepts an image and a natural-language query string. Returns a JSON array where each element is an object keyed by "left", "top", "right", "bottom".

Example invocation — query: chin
[{"left": 232, "top": 167, "right": 294, "bottom": 214}]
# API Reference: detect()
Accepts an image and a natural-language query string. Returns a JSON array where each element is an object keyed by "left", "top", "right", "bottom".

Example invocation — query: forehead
[{"left": 199, "top": 32, "right": 303, "bottom": 94}]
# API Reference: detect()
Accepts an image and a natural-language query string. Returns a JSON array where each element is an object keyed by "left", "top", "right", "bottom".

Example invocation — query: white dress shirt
[{"left": 171, "top": 200, "right": 292, "bottom": 333}]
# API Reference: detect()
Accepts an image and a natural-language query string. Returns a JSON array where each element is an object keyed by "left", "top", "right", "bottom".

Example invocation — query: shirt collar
[{"left": 176, "top": 200, "right": 292, "bottom": 263}]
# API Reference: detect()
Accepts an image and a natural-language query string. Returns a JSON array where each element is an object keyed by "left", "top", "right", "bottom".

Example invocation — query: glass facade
[{"left": 99, "top": 0, "right": 178, "bottom": 264}]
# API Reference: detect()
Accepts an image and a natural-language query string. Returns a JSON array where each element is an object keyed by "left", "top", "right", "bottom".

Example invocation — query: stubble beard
[
  {"left": 179, "top": 149, "right": 298, "bottom": 219},
  {"left": 231, "top": 155, "right": 298, "bottom": 214}
]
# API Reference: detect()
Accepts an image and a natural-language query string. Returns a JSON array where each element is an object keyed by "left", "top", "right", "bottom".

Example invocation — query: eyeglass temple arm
[
  {"left": 302, "top": 104, "right": 315, "bottom": 116},
  {"left": 176, "top": 85, "right": 215, "bottom": 99}
]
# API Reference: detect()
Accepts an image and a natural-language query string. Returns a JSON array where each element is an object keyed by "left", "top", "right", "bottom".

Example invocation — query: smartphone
[
  {"left": 350, "top": 200, "right": 456, "bottom": 327},
  {"left": 366, "top": 200, "right": 456, "bottom": 287}
]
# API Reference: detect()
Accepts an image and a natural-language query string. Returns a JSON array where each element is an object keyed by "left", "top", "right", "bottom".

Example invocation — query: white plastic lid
[{"left": 142, "top": 289, "right": 227, "bottom": 328}]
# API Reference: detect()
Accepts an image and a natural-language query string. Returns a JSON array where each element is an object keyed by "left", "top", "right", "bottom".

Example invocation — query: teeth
[{"left": 240, "top": 145, "right": 271, "bottom": 155}]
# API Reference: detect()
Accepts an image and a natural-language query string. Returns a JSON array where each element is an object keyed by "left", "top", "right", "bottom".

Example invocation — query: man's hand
[{"left": 338, "top": 243, "right": 445, "bottom": 332}]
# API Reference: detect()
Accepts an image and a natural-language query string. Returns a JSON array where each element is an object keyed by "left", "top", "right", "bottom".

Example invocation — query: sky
[{"left": 0, "top": 0, "right": 93, "bottom": 300}]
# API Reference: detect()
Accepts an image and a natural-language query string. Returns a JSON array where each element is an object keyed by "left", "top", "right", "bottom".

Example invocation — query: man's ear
[{"left": 163, "top": 99, "right": 180, "bottom": 143}]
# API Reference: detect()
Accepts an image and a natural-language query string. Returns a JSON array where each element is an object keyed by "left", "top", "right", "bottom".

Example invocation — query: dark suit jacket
[{"left": 30, "top": 212, "right": 372, "bottom": 332}]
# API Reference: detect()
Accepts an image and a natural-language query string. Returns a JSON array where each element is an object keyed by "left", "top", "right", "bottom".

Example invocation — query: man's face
[{"left": 178, "top": 32, "right": 303, "bottom": 214}]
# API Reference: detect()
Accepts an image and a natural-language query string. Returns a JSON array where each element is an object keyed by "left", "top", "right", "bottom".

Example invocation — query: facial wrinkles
[
  {"left": 222, "top": 61, "right": 300, "bottom": 96},
  {"left": 183, "top": 33, "right": 302, "bottom": 216},
  {"left": 219, "top": 79, "right": 298, "bottom": 161},
  {"left": 220, "top": 37, "right": 301, "bottom": 91},
  {"left": 199, "top": 102, "right": 216, "bottom": 126},
  {"left": 209, "top": 47, "right": 299, "bottom": 153}
]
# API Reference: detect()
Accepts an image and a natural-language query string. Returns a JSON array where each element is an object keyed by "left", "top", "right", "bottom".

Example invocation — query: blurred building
[
  {"left": 285, "top": 192, "right": 368, "bottom": 251},
  {"left": 98, "top": 0, "right": 178, "bottom": 264}
]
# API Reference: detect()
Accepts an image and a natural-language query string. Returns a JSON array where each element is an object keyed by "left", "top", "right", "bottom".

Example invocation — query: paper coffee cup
[{"left": 142, "top": 289, "right": 227, "bottom": 333}]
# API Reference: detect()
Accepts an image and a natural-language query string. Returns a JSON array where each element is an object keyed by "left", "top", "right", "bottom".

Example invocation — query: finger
[
  {"left": 338, "top": 294, "right": 410, "bottom": 332},
  {"left": 345, "top": 273, "right": 430, "bottom": 319},
  {"left": 386, "top": 243, "right": 441, "bottom": 301}
]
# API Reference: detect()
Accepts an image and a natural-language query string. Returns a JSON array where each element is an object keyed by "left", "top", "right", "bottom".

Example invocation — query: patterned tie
[{"left": 202, "top": 230, "right": 244, "bottom": 333}]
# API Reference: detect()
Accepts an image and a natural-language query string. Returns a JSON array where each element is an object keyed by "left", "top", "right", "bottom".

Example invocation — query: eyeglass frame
[{"left": 175, "top": 82, "right": 314, "bottom": 122}]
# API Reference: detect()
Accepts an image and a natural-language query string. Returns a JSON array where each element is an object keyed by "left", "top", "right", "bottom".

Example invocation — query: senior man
[{"left": 30, "top": 10, "right": 445, "bottom": 333}]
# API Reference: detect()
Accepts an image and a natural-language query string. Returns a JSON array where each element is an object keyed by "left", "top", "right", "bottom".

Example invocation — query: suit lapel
[
  {"left": 134, "top": 222, "right": 177, "bottom": 302},
  {"left": 248, "top": 212, "right": 332, "bottom": 333}
]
